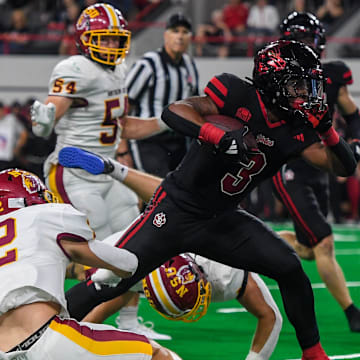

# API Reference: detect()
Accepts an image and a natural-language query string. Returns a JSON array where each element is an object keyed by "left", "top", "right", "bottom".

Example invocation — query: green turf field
[{"left": 65, "top": 223, "right": 360, "bottom": 359}]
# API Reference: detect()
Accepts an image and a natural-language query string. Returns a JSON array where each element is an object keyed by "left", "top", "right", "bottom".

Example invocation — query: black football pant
[
  {"left": 272, "top": 170, "right": 332, "bottom": 247},
  {"left": 66, "top": 186, "right": 320, "bottom": 350}
]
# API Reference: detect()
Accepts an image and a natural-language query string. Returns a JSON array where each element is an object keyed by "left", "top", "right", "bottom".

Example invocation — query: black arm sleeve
[
  {"left": 328, "top": 136, "right": 357, "bottom": 176},
  {"left": 161, "top": 105, "right": 201, "bottom": 138}
]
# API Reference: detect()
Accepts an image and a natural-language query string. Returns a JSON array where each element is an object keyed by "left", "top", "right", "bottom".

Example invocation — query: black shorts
[{"left": 272, "top": 170, "right": 332, "bottom": 247}]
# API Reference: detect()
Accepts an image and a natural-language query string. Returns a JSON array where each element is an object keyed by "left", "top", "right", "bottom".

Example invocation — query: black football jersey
[
  {"left": 162, "top": 73, "right": 320, "bottom": 214},
  {"left": 285, "top": 60, "right": 353, "bottom": 178}
]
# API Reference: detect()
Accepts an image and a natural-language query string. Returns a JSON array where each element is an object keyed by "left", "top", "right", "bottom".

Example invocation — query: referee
[{"left": 124, "top": 13, "right": 199, "bottom": 177}]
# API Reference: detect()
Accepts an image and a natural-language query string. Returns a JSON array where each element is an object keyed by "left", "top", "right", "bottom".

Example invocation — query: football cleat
[
  {"left": 301, "top": 342, "right": 329, "bottom": 360},
  {"left": 58, "top": 147, "right": 114, "bottom": 175}
]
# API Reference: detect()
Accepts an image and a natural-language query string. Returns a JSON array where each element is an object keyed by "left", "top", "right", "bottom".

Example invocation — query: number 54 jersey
[
  {"left": 47, "top": 55, "right": 128, "bottom": 162},
  {"left": 0, "top": 203, "right": 94, "bottom": 317}
]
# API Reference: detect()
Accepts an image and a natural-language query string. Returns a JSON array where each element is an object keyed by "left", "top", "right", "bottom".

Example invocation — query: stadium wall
[{"left": 2, "top": 56, "right": 360, "bottom": 105}]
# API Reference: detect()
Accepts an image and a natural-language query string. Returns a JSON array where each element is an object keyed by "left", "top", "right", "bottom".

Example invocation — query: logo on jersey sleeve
[{"left": 153, "top": 212, "right": 167, "bottom": 228}]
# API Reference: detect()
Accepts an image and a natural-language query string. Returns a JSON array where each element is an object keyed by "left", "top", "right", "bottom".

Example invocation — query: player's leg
[
  {"left": 192, "top": 209, "right": 327, "bottom": 358},
  {"left": 194, "top": 255, "right": 281, "bottom": 360},
  {"left": 105, "top": 179, "right": 140, "bottom": 232},
  {"left": 240, "top": 273, "right": 282, "bottom": 360},
  {"left": 46, "top": 164, "right": 112, "bottom": 238},
  {"left": 274, "top": 170, "right": 360, "bottom": 331},
  {"left": 277, "top": 230, "right": 314, "bottom": 260}
]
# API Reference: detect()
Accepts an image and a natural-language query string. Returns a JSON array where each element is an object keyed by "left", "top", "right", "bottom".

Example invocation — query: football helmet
[
  {"left": 75, "top": 3, "right": 131, "bottom": 66},
  {"left": 143, "top": 254, "right": 211, "bottom": 322},
  {"left": 280, "top": 12, "right": 326, "bottom": 55},
  {"left": 0, "top": 169, "right": 58, "bottom": 215},
  {"left": 253, "top": 40, "right": 325, "bottom": 120}
]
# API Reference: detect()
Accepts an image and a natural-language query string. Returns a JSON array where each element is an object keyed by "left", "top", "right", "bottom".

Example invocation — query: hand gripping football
[{"left": 204, "top": 114, "right": 258, "bottom": 150}]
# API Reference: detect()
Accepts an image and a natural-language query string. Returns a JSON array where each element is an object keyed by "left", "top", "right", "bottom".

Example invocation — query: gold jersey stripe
[
  {"left": 48, "top": 165, "right": 65, "bottom": 203},
  {"left": 49, "top": 321, "right": 153, "bottom": 356}
]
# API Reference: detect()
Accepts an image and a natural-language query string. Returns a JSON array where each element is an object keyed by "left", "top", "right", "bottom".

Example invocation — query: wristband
[
  {"left": 319, "top": 127, "right": 339, "bottom": 146},
  {"left": 108, "top": 159, "right": 128, "bottom": 182},
  {"left": 199, "top": 123, "right": 225, "bottom": 145}
]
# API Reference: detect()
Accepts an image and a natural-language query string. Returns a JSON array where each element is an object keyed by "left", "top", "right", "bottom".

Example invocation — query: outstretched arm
[{"left": 61, "top": 239, "right": 138, "bottom": 279}]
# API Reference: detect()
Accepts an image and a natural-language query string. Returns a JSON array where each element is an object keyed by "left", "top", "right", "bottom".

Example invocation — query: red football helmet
[
  {"left": 0, "top": 169, "right": 58, "bottom": 215},
  {"left": 75, "top": 3, "right": 131, "bottom": 66},
  {"left": 143, "top": 254, "right": 211, "bottom": 322}
]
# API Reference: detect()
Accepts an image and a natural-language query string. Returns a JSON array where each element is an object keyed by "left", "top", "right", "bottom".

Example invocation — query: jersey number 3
[
  {"left": 221, "top": 152, "right": 266, "bottom": 196},
  {"left": 0, "top": 218, "right": 17, "bottom": 267}
]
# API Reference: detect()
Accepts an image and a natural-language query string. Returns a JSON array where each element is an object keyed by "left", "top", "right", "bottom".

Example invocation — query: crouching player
[{"left": 0, "top": 168, "right": 182, "bottom": 360}]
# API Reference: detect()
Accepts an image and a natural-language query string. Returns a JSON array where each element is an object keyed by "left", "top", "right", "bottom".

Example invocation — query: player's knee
[
  {"left": 314, "top": 235, "right": 335, "bottom": 258},
  {"left": 296, "top": 244, "right": 315, "bottom": 261}
]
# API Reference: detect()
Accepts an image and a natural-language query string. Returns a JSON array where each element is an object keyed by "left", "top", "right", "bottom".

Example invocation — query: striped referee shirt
[{"left": 126, "top": 47, "right": 199, "bottom": 118}]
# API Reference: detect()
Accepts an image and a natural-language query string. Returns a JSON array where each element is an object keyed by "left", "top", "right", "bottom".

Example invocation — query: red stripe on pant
[
  {"left": 272, "top": 172, "right": 318, "bottom": 246},
  {"left": 116, "top": 186, "right": 167, "bottom": 249}
]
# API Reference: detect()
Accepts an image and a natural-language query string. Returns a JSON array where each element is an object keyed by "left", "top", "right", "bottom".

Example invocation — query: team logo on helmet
[
  {"left": 8, "top": 169, "right": 38, "bottom": 194},
  {"left": 176, "top": 265, "right": 196, "bottom": 285},
  {"left": 153, "top": 212, "right": 167, "bottom": 228}
]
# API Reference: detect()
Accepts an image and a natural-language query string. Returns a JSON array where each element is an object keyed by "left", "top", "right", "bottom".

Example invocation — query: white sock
[
  {"left": 245, "top": 351, "right": 264, "bottom": 360},
  {"left": 108, "top": 158, "right": 129, "bottom": 182},
  {"left": 116, "top": 305, "right": 138, "bottom": 328}
]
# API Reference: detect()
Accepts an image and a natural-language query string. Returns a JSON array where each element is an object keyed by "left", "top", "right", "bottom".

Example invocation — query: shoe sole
[{"left": 58, "top": 147, "right": 105, "bottom": 175}]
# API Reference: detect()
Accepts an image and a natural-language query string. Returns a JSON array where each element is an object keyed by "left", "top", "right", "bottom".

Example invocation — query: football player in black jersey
[
  {"left": 271, "top": 12, "right": 360, "bottom": 333},
  {"left": 65, "top": 40, "right": 357, "bottom": 360}
]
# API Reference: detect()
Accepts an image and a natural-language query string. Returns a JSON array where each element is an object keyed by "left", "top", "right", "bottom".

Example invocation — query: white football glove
[
  {"left": 31, "top": 100, "right": 56, "bottom": 137},
  {"left": 91, "top": 268, "right": 122, "bottom": 290}
]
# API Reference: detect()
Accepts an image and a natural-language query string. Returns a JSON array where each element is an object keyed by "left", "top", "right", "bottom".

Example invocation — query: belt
[{"left": 7, "top": 315, "right": 56, "bottom": 352}]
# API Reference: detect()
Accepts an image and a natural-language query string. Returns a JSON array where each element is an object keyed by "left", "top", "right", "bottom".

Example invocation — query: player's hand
[
  {"left": 31, "top": 100, "right": 56, "bottom": 137},
  {"left": 218, "top": 128, "right": 250, "bottom": 162},
  {"left": 91, "top": 268, "right": 122, "bottom": 290},
  {"left": 303, "top": 103, "right": 332, "bottom": 134}
]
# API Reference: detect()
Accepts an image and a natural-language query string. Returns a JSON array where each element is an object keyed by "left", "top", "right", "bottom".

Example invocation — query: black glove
[
  {"left": 303, "top": 103, "right": 332, "bottom": 134},
  {"left": 218, "top": 128, "right": 250, "bottom": 163},
  {"left": 350, "top": 139, "right": 360, "bottom": 162}
]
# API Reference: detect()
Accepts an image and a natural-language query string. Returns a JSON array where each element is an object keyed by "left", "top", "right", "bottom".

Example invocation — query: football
[{"left": 204, "top": 114, "right": 258, "bottom": 150}]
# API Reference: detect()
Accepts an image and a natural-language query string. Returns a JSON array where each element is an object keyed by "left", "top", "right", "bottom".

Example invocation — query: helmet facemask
[
  {"left": 253, "top": 40, "right": 325, "bottom": 124},
  {"left": 81, "top": 29, "right": 131, "bottom": 66}
]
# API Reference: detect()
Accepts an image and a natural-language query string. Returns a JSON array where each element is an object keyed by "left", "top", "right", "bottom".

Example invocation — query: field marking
[
  {"left": 336, "top": 249, "right": 360, "bottom": 255},
  {"left": 287, "top": 354, "right": 360, "bottom": 360},
  {"left": 216, "top": 308, "right": 247, "bottom": 313},
  {"left": 334, "top": 234, "right": 360, "bottom": 242},
  {"left": 267, "top": 281, "right": 360, "bottom": 290}
]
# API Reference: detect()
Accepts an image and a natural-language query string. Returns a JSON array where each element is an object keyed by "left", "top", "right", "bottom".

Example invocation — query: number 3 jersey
[
  {"left": 0, "top": 203, "right": 93, "bottom": 317},
  {"left": 163, "top": 73, "right": 321, "bottom": 214},
  {"left": 47, "top": 55, "right": 128, "bottom": 164}
]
